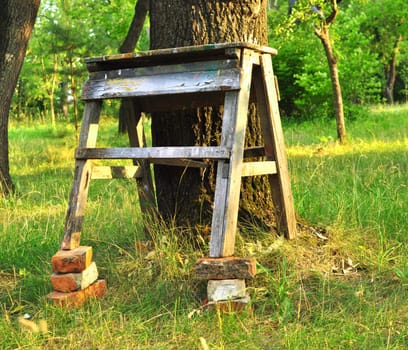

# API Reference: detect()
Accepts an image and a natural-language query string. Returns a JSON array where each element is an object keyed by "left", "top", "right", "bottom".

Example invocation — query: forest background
[{"left": 10, "top": 0, "right": 408, "bottom": 127}]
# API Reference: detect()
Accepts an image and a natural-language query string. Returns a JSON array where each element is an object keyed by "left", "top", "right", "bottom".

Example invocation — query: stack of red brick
[{"left": 47, "top": 246, "right": 106, "bottom": 307}]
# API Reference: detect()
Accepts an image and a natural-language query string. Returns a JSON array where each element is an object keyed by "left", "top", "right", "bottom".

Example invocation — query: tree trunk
[
  {"left": 61, "top": 82, "right": 69, "bottom": 118},
  {"left": 118, "top": 0, "right": 149, "bottom": 133},
  {"left": 314, "top": 25, "right": 346, "bottom": 144},
  {"left": 45, "top": 53, "right": 58, "bottom": 128},
  {"left": 384, "top": 34, "right": 402, "bottom": 104},
  {"left": 0, "top": 0, "right": 40, "bottom": 197},
  {"left": 119, "top": 0, "right": 149, "bottom": 53},
  {"left": 68, "top": 54, "right": 79, "bottom": 132},
  {"left": 150, "top": 0, "right": 274, "bottom": 227}
]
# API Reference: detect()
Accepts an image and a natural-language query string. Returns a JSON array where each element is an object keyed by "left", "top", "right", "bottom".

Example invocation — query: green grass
[{"left": 1, "top": 105, "right": 408, "bottom": 349}]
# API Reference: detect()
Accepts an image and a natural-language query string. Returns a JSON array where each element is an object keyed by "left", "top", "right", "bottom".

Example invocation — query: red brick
[
  {"left": 50, "top": 262, "right": 98, "bottom": 292},
  {"left": 47, "top": 279, "right": 107, "bottom": 308},
  {"left": 51, "top": 246, "right": 93, "bottom": 273}
]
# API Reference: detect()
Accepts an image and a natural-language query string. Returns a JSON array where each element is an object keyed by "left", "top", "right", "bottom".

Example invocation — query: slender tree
[
  {"left": 286, "top": 0, "right": 346, "bottom": 143},
  {"left": 119, "top": 0, "right": 149, "bottom": 54},
  {"left": 0, "top": 0, "right": 41, "bottom": 197},
  {"left": 149, "top": 1, "right": 277, "bottom": 228},
  {"left": 313, "top": 0, "right": 345, "bottom": 143}
]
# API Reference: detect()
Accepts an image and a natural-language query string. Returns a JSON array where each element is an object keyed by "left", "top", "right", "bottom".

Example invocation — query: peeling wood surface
[
  {"left": 76, "top": 146, "right": 231, "bottom": 160},
  {"left": 82, "top": 67, "right": 241, "bottom": 100},
  {"left": 85, "top": 42, "right": 277, "bottom": 72},
  {"left": 88, "top": 59, "right": 239, "bottom": 80}
]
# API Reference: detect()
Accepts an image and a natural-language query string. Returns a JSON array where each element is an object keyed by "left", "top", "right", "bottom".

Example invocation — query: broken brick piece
[
  {"left": 207, "top": 279, "right": 246, "bottom": 302},
  {"left": 50, "top": 261, "right": 98, "bottom": 292},
  {"left": 47, "top": 279, "right": 107, "bottom": 308},
  {"left": 51, "top": 246, "right": 93, "bottom": 273},
  {"left": 195, "top": 257, "right": 256, "bottom": 280}
]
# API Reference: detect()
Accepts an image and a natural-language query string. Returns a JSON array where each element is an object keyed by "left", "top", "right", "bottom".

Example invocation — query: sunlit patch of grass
[
  {"left": 287, "top": 138, "right": 407, "bottom": 242},
  {"left": 369, "top": 103, "right": 408, "bottom": 114},
  {"left": 284, "top": 106, "right": 407, "bottom": 259},
  {"left": 288, "top": 138, "right": 408, "bottom": 157}
]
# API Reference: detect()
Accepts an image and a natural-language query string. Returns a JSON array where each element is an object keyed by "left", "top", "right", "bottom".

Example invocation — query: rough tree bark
[
  {"left": 150, "top": 1, "right": 276, "bottom": 228},
  {"left": 0, "top": 0, "right": 41, "bottom": 197}
]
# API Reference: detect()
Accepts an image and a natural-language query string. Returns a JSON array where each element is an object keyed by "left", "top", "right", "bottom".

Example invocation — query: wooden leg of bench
[
  {"left": 209, "top": 50, "right": 255, "bottom": 257},
  {"left": 61, "top": 101, "right": 102, "bottom": 250},
  {"left": 253, "top": 55, "right": 297, "bottom": 239},
  {"left": 124, "top": 100, "right": 157, "bottom": 225}
]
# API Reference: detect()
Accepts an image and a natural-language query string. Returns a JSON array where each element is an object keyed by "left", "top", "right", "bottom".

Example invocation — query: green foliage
[
  {"left": 12, "top": 0, "right": 148, "bottom": 123},
  {"left": 336, "top": 6, "right": 383, "bottom": 105},
  {"left": 293, "top": 51, "right": 333, "bottom": 119},
  {"left": 268, "top": 0, "right": 408, "bottom": 121},
  {"left": 359, "top": 0, "right": 408, "bottom": 65}
]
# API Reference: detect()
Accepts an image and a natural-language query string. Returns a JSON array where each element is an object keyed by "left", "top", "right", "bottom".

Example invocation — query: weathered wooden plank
[
  {"left": 253, "top": 55, "right": 297, "bottom": 239},
  {"left": 75, "top": 146, "right": 230, "bottom": 160},
  {"left": 208, "top": 95, "right": 237, "bottom": 258},
  {"left": 88, "top": 59, "right": 239, "bottom": 81},
  {"left": 62, "top": 101, "right": 102, "bottom": 250},
  {"left": 195, "top": 257, "right": 256, "bottom": 280},
  {"left": 241, "top": 161, "right": 277, "bottom": 177},
  {"left": 62, "top": 160, "right": 92, "bottom": 250},
  {"left": 91, "top": 166, "right": 142, "bottom": 179},
  {"left": 82, "top": 68, "right": 241, "bottom": 100},
  {"left": 148, "top": 158, "right": 208, "bottom": 168},
  {"left": 77, "top": 102, "right": 102, "bottom": 148},
  {"left": 123, "top": 102, "right": 157, "bottom": 218},
  {"left": 85, "top": 42, "right": 277, "bottom": 72},
  {"left": 209, "top": 49, "right": 256, "bottom": 258}
]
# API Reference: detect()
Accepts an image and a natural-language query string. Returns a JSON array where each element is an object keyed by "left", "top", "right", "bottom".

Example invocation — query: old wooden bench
[{"left": 49, "top": 42, "right": 297, "bottom": 307}]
